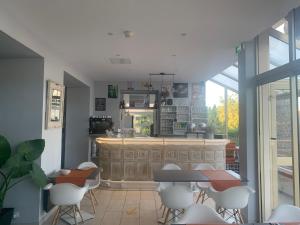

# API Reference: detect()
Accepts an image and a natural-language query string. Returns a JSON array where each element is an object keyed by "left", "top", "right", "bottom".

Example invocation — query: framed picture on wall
[
  {"left": 45, "top": 80, "right": 65, "bottom": 129},
  {"left": 95, "top": 98, "right": 106, "bottom": 111},
  {"left": 108, "top": 84, "right": 118, "bottom": 98},
  {"left": 173, "top": 83, "right": 188, "bottom": 98}
]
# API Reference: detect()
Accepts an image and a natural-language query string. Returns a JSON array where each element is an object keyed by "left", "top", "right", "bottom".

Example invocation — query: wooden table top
[
  {"left": 49, "top": 167, "right": 99, "bottom": 186},
  {"left": 153, "top": 170, "right": 247, "bottom": 185}
]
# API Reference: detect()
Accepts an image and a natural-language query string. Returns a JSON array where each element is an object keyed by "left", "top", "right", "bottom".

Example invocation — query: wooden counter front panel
[{"left": 98, "top": 138, "right": 227, "bottom": 181}]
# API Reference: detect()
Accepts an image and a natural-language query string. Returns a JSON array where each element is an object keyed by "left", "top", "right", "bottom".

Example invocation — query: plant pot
[{"left": 0, "top": 208, "right": 14, "bottom": 225}]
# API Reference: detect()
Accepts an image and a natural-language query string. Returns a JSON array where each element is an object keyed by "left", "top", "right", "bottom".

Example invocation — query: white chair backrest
[
  {"left": 192, "top": 163, "right": 215, "bottom": 170},
  {"left": 160, "top": 185, "right": 193, "bottom": 210},
  {"left": 267, "top": 204, "right": 300, "bottom": 222},
  {"left": 50, "top": 183, "right": 88, "bottom": 206},
  {"left": 78, "top": 161, "right": 98, "bottom": 169},
  {"left": 158, "top": 163, "right": 182, "bottom": 191},
  {"left": 208, "top": 186, "right": 255, "bottom": 209},
  {"left": 175, "top": 204, "right": 228, "bottom": 224},
  {"left": 162, "top": 163, "right": 181, "bottom": 170}
]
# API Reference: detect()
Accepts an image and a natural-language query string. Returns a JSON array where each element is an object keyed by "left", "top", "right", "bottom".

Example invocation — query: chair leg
[
  {"left": 51, "top": 206, "right": 61, "bottom": 225},
  {"left": 162, "top": 206, "right": 166, "bottom": 217},
  {"left": 91, "top": 189, "right": 98, "bottom": 205},
  {"left": 238, "top": 209, "right": 244, "bottom": 224},
  {"left": 196, "top": 191, "right": 202, "bottom": 203},
  {"left": 75, "top": 205, "right": 84, "bottom": 223},
  {"left": 201, "top": 192, "right": 206, "bottom": 203},
  {"left": 72, "top": 206, "right": 78, "bottom": 225},
  {"left": 163, "top": 208, "right": 170, "bottom": 225},
  {"left": 233, "top": 209, "right": 239, "bottom": 223},
  {"left": 89, "top": 190, "right": 96, "bottom": 214}
]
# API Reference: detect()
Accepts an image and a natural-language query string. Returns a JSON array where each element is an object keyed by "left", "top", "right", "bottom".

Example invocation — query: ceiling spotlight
[
  {"left": 107, "top": 32, "right": 113, "bottom": 36},
  {"left": 181, "top": 33, "right": 187, "bottom": 36},
  {"left": 123, "top": 30, "right": 134, "bottom": 38}
]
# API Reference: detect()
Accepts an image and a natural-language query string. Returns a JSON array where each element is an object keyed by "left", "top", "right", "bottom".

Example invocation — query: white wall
[{"left": 0, "top": 7, "right": 94, "bottom": 225}]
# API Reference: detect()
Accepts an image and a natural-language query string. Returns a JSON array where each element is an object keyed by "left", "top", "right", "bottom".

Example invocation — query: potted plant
[{"left": 0, "top": 135, "right": 47, "bottom": 225}]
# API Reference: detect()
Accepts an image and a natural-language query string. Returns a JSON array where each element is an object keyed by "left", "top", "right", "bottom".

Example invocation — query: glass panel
[
  {"left": 206, "top": 81, "right": 225, "bottom": 136},
  {"left": 211, "top": 74, "right": 238, "bottom": 91},
  {"left": 294, "top": 6, "right": 300, "bottom": 59},
  {"left": 269, "top": 36, "right": 289, "bottom": 68},
  {"left": 223, "top": 65, "right": 238, "bottom": 80},
  {"left": 227, "top": 90, "right": 239, "bottom": 145}
]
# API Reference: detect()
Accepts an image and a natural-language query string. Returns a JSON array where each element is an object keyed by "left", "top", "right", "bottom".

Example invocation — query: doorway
[
  {"left": 259, "top": 76, "right": 300, "bottom": 219},
  {"left": 61, "top": 72, "right": 90, "bottom": 168}
]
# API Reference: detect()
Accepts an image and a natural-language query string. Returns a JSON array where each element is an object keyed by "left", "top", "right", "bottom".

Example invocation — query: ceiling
[
  {"left": 0, "top": 31, "right": 41, "bottom": 59},
  {"left": 1, "top": 0, "right": 300, "bottom": 82}
]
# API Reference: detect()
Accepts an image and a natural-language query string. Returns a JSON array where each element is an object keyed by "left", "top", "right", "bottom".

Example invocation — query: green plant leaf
[
  {"left": 0, "top": 135, "right": 11, "bottom": 167},
  {"left": 16, "top": 139, "right": 45, "bottom": 161},
  {"left": 4, "top": 154, "right": 32, "bottom": 178},
  {"left": 30, "top": 163, "right": 47, "bottom": 188}
]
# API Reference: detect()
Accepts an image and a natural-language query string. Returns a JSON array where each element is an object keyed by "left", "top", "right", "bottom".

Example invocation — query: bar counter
[{"left": 96, "top": 137, "right": 228, "bottom": 181}]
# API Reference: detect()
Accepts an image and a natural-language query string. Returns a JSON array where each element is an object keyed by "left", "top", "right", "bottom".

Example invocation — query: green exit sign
[{"left": 235, "top": 44, "right": 242, "bottom": 54}]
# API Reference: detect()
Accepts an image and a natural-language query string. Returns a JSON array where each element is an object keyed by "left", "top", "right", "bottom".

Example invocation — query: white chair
[
  {"left": 192, "top": 163, "right": 215, "bottom": 203},
  {"left": 174, "top": 204, "right": 228, "bottom": 224},
  {"left": 267, "top": 204, "right": 300, "bottom": 223},
  {"left": 44, "top": 183, "right": 88, "bottom": 225},
  {"left": 156, "top": 163, "right": 182, "bottom": 218},
  {"left": 207, "top": 186, "right": 255, "bottom": 223},
  {"left": 78, "top": 161, "right": 100, "bottom": 214},
  {"left": 157, "top": 163, "right": 182, "bottom": 192},
  {"left": 160, "top": 184, "right": 194, "bottom": 224}
]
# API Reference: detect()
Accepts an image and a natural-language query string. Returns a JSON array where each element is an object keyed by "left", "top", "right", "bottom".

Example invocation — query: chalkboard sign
[{"left": 95, "top": 98, "right": 106, "bottom": 111}]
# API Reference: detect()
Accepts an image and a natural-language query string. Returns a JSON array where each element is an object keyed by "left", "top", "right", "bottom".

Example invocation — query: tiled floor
[{"left": 43, "top": 189, "right": 216, "bottom": 225}]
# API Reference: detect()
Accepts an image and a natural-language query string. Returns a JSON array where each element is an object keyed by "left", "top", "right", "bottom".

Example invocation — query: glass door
[{"left": 259, "top": 78, "right": 295, "bottom": 219}]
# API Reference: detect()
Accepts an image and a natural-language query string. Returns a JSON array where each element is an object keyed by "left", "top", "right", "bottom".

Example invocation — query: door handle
[{"left": 270, "top": 137, "right": 277, "bottom": 140}]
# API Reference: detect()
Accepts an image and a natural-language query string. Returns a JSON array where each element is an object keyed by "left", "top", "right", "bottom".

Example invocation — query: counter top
[{"left": 96, "top": 137, "right": 228, "bottom": 144}]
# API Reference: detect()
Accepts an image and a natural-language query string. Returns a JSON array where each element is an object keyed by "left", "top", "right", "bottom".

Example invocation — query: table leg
[{"left": 61, "top": 202, "right": 95, "bottom": 224}]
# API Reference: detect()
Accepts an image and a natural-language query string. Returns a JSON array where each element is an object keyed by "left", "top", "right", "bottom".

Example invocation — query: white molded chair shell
[
  {"left": 78, "top": 161, "right": 100, "bottom": 189},
  {"left": 160, "top": 185, "right": 194, "bottom": 210},
  {"left": 267, "top": 204, "right": 300, "bottom": 222},
  {"left": 208, "top": 186, "right": 255, "bottom": 209},
  {"left": 192, "top": 163, "right": 215, "bottom": 190},
  {"left": 192, "top": 163, "right": 215, "bottom": 170},
  {"left": 162, "top": 163, "right": 181, "bottom": 170},
  {"left": 174, "top": 204, "right": 228, "bottom": 224},
  {"left": 49, "top": 183, "right": 88, "bottom": 206},
  {"left": 78, "top": 161, "right": 97, "bottom": 169},
  {"left": 157, "top": 163, "right": 182, "bottom": 192}
]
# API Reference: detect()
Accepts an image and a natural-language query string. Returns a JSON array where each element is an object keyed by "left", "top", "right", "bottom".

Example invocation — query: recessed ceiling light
[
  {"left": 123, "top": 30, "right": 134, "bottom": 38},
  {"left": 107, "top": 32, "right": 113, "bottom": 36},
  {"left": 181, "top": 33, "right": 187, "bottom": 36}
]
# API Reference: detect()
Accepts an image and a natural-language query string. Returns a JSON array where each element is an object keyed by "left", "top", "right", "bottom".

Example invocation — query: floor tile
[
  {"left": 107, "top": 199, "right": 125, "bottom": 211},
  {"left": 120, "top": 216, "right": 139, "bottom": 225},
  {"left": 101, "top": 211, "right": 122, "bottom": 225},
  {"left": 140, "top": 200, "right": 156, "bottom": 210}
]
